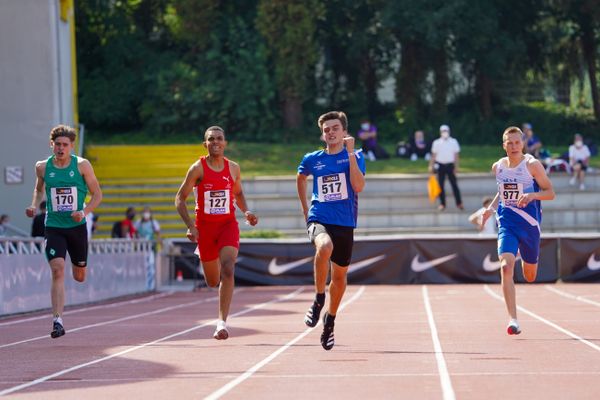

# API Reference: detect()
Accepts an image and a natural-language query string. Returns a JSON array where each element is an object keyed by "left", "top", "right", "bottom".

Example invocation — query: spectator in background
[
  {"left": 429, "top": 124, "right": 463, "bottom": 211},
  {"left": 135, "top": 206, "right": 161, "bottom": 242},
  {"left": 569, "top": 133, "right": 591, "bottom": 191},
  {"left": 31, "top": 200, "right": 47, "bottom": 237},
  {"left": 522, "top": 123, "right": 543, "bottom": 159},
  {"left": 85, "top": 212, "right": 96, "bottom": 240},
  {"left": 0, "top": 214, "right": 9, "bottom": 236},
  {"left": 468, "top": 197, "right": 497, "bottom": 235},
  {"left": 357, "top": 120, "right": 389, "bottom": 161},
  {"left": 121, "top": 206, "right": 138, "bottom": 238},
  {"left": 408, "top": 130, "right": 431, "bottom": 161}
]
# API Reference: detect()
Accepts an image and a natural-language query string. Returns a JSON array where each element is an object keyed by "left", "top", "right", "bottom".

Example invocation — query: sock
[
  {"left": 315, "top": 293, "right": 325, "bottom": 307},
  {"left": 324, "top": 313, "right": 336, "bottom": 327},
  {"left": 53, "top": 316, "right": 63, "bottom": 326}
]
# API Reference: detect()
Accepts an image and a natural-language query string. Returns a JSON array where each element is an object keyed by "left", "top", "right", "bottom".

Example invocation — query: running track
[{"left": 1, "top": 284, "right": 600, "bottom": 399}]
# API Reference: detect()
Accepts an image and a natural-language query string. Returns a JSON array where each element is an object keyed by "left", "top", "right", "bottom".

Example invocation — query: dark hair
[
  {"left": 50, "top": 125, "right": 76, "bottom": 142},
  {"left": 318, "top": 111, "right": 348, "bottom": 131},
  {"left": 204, "top": 126, "right": 225, "bottom": 140}
]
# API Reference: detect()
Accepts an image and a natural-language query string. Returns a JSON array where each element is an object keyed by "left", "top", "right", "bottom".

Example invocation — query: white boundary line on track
[
  {"left": 203, "top": 286, "right": 366, "bottom": 400},
  {"left": 0, "top": 292, "right": 174, "bottom": 327},
  {"left": 0, "top": 293, "right": 222, "bottom": 349},
  {"left": 422, "top": 285, "right": 456, "bottom": 400},
  {"left": 0, "top": 287, "right": 304, "bottom": 397},
  {"left": 544, "top": 285, "right": 600, "bottom": 307},
  {"left": 484, "top": 285, "right": 600, "bottom": 352}
]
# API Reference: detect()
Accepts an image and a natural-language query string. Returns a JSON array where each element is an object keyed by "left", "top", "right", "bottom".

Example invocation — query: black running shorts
[
  {"left": 307, "top": 221, "right": 354, "bottom": 267},
  {"left": 45, "top": 224, "right": 88, "bottom": 267}
]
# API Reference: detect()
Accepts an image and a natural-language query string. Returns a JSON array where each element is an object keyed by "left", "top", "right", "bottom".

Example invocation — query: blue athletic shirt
[
  {"left": 495, "top": 155, "right": 542, "bottom": 232},
  {"left": 298, "top": 148, "right": 366, "bottom": 228}
]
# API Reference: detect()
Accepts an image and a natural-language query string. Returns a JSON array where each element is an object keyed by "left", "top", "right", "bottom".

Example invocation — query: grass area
[{"left": 223, "top": 142, "right": 594, "bottom": 176}]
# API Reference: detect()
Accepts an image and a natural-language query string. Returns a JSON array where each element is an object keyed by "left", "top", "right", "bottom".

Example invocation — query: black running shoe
[
  {"left": 304, "top": 301, "right": 323, "bottom": 328},
  {"left": 50, "top": 321, "right": 65, "bottom": 339},
  {"left": 320, "top": 313, "right": 335, "bottom": 351}
]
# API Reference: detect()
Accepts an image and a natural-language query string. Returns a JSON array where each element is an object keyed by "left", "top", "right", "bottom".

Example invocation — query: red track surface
[{"left": 1, "top": 284, "right": 600, "bottom": 399}]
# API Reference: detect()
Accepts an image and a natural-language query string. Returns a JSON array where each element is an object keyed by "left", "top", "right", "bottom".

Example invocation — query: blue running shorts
[{"left": 497, "top": 224, "right": 540, "bottom": 264}]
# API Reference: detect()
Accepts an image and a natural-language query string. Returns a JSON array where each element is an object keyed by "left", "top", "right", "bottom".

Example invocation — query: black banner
[
  {"left": 559, "top": 238, "right": 600, "bottom": 282},
  {"left": 172, "top": 236, "right": 560, "bottom": 285}
]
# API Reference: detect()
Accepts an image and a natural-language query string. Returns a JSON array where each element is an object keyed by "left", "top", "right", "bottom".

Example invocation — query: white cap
[{"left": 440, "top": 124, "right": 450, "bottom": 132}]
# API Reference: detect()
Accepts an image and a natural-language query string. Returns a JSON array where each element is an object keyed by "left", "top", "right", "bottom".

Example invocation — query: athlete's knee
[
  {"left": 220, "top": 262, "right": 235, "bottom": 281},
  {"left": 316, "top": 240, "right": 333, "bottom": 257}
]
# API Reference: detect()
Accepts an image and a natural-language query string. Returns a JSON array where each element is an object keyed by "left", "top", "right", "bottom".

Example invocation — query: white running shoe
[
  {"left": 213, "top": 320, "right": 229, "bottom": 340},
  {"left": 569, "top": 176, "right": 576, "bottom": 186},
  {"left": 507, "top": 319, "right": 521, "bottom": 335}
]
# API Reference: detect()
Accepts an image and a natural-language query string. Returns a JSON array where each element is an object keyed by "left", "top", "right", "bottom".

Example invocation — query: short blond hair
[{"left": 502, "top": 126, "right": 524, "bottom": 142}]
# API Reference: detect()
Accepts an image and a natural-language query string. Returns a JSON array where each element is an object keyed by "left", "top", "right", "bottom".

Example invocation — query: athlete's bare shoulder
[
  {"left": 227, "top": 159, "right": 241, "bottom": 178},
  {"left": 491, "top": 157, "right": 506, "bottom": 173},
  {"left": 34, "top": 159, "right": 48, "bottom": 176}
]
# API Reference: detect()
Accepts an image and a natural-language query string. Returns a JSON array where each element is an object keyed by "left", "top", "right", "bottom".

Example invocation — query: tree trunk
[
  {"left": 580, "top": 19, "right": 600, "bottom": 120},
  {"left": 475, "top": 67, "right": 493, "bottom": 119},
  {"left": 282, "top": 95, "right": 302, "bottom": 130},
  {"left": 396, "top": 41, "right": 423, "bottom": 109},
  {"left": 362, "top": 55, "right": 378, "bottom": 120},
  {"left": 432, "top": 48, "right": 449, "bottom": 117}
]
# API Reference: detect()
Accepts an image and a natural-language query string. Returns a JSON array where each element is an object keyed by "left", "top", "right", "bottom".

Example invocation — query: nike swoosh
[
  {"left": 482, "top": 253, "right": 521, "bottom": 272},
  {"left": 268, "top": 256, "right": 314, "bottom": 275},
  {"left": 482, "top": 254, "right": 501, "bottom": 272},
  {"left": 587, "top": 253, "right": 600, "bottom": 270},
  {"left": 347, "top": 255, "right": 386, "bottom": 274},
  {"left": 411, "top": 253, "right": 457, "bottom": 272}
]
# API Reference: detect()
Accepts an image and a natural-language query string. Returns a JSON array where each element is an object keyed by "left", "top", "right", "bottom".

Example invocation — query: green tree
[{"left": 257, "top": 0, "right": 324, "bottom": 130}]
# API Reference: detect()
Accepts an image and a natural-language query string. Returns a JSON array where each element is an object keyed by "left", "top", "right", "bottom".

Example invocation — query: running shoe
[
  {"left": 320, "top": 313, "right": 335, "bottom": 350},
  {"left": 50, "top": 321, "right": 65, "bottom": 339},
  {"left": 507, "top": 319, "right": 521, "bottom": 335},
  {"left": 304, "top": 301, "right": 323, "bottom": 328},
  {"left": 213, "top": 320, "right": 229, "bottom": 340}
]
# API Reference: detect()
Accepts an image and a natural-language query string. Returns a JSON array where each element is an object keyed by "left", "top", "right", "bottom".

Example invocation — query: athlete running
[
  {"left": 297, "top": 111, "right": 366, "bottom": 350},
  {"left": 25, "top": 125, "right": 103, "bottom": 338},
  {"left": 481, "top": 126, "right": 555, "bottom": 335},
  {"left": 175, "top": 126, "right": 258, "bottom": 340}
]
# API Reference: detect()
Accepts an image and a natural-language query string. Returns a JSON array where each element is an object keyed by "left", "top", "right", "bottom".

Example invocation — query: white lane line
[
  {"left": 545, "top": 285, "right": 600, "bottom": 307},
  {"left": 0, "top": 292, "right": 174, "bottom": 327},
  {"left": 484, "top": 285, "right": 600, "bottom": 353},
  {"left": 422, "top": 285, "right": 456, "bottom": 400},
  {"left": 0, "top": 287, "right": 304, "bottom": 397},
  {"left": 4, "top": 370, "right": 600, "bottom": 385},
  {"left": 204, "top": 286, "right": 366, "bottom": 400},
  {"left": 0, "top": 294, "right": 221, "bottom": 349}
]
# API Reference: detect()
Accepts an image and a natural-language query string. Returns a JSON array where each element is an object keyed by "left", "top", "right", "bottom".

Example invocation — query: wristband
[
  {"left": 348, "top": 152, "right": 355, "bottom": 156},
  {"left": 244, "top": 210, "right": 253, "bottom": 216}
]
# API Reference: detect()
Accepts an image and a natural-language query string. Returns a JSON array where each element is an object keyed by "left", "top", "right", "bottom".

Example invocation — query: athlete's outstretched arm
[
  {"left": 25, "top": 161, "right": 47, "bottom": 218},
  {"left": 76, "top": 159, "right": 103, "bottom": 223},
  {"left": 296, "top": 173, "right": 309, "bottom": 222},
  {"left": 230, "top": 162, "right": 258, "bottom": 226},
  {"left": 175, "top": 162, "right": 202, "bottom": 241}
]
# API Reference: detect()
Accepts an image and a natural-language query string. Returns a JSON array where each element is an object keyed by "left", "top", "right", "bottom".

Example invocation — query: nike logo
[
  {"left": 482, "top": 254, "right": 501, "bottom": 272},
  {"left": 347, "top": 255, "right": 386, "bottom": 274},
  {"left": 482, "top": 254, "right": 521, "bottom": 272},
  {"left": 268, "top": 256, "right": 314, "bottom": 275},
  {"left": 411, "top": 254, "right": 457, "bottom": 272},
  {"left": 587, "top": 253, "right": 600, "bottom": 270}
]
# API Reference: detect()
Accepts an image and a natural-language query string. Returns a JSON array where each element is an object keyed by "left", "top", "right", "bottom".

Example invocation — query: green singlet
[{"left": 44, "top": 154, "right": 87, "bottom": 228}]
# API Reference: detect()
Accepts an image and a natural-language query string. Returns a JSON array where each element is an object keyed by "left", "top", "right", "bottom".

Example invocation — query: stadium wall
[{"left": 0, "top": 0, "right": 77, "bottom": 234}]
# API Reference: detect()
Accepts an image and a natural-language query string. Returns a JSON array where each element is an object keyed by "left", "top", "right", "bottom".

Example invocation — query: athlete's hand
[
  {"left": 186, "top": 226, "right": 199, "bottom": 242},
  {"left": 25, "top": 206, "right": 36, "bottom": 218},
  {"left": 517, "top": 193, "right": 534, "bottom": 208},
  {"left": 244, "top": 211, "right": 258, "bottom": 226},
  {"left": 480, "top": 208, "right": 495, "bottom": 229},
  {"left": 343, "top": 136, "right": 355, "bottom": 153},
  {"left": 71, "top": 210, "right": 85, "bottom": 223}
]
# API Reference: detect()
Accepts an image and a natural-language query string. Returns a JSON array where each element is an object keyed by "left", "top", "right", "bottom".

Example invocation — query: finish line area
[{"left": 1, "top": 283, "right": 599, "bottom": 399}]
